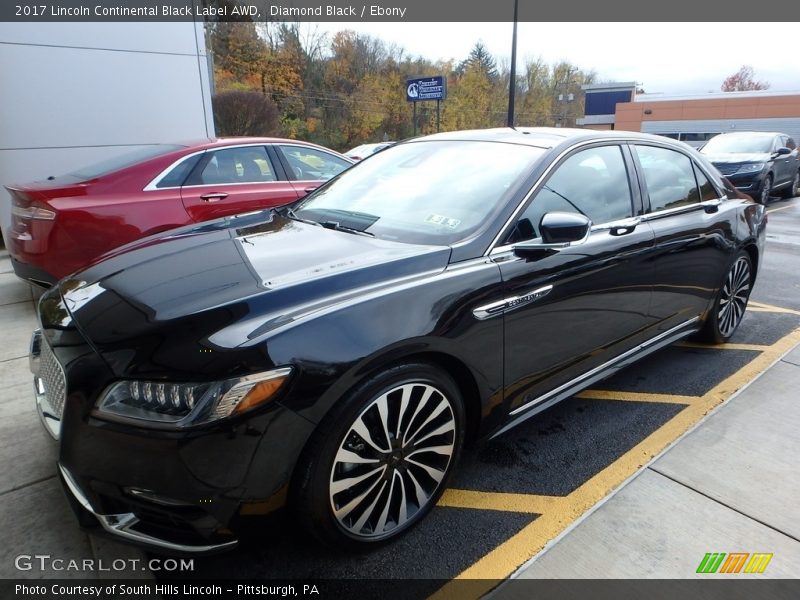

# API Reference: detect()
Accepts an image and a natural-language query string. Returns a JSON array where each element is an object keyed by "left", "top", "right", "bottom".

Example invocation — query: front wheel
[
  {"left": 292, "top": 363, "right": 465, "bottom": 549},
  {"left": 698, "top": 251, "right": 753, "bottom": 344},
  {"left": 758, "top": 174, "right": 772, "bottom": 205}
]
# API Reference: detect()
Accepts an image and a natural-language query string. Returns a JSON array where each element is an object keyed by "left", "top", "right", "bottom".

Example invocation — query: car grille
[
  {"left": 40, "top": 341, "right": 67, "bottom": 419},
  {"left": 714, "top": 163, "right": 741, "bottom": 176}
]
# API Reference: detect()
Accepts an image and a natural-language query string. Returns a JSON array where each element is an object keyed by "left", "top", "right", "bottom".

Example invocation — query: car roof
[
  {"left": 411, "top": 127, "right": 680, "bottom": 149},
  {"left": 710, "top": 131, "right": 783, "bottom": 137},
  {"left": 175, "top": 137, "right": 342, "bottom": 152}
]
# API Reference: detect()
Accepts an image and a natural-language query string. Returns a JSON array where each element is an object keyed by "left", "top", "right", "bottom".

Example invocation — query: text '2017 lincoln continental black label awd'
[{"left": 30, "top": 128, "right": 766, "bottom": 552}]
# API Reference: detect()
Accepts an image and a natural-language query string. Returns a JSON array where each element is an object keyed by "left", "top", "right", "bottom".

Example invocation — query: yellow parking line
[
  {"left": 575, "top": 389, "right": 697, "bottom": 404},
  {"left": 748, "top": 301, "right": 800, "bottom": 316},
  {"left": 766, "top": 203, "right": 798, "bottom": 214},
  {"left": 674, "top": 341, "right": 770, "bottom": 352},
  {"left": 438, "top": 489, "right": 563, "bottom": 514},
  {"left": 432, "top": 325, "right": 800, "bottom": 596}
]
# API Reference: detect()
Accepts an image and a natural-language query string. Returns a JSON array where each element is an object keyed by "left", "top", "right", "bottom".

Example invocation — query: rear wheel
[
  {"left": 758, "top": 174, "right": 772, "bottom": 204},
  {"left": 293, "top": 363, "right": 465, "bottom": 549},
  {"left": 698, "top": 251, "right": 753, "bottom": 344},
  {"left": 783, "top": 170, "right": 800, "bottom": 199}
]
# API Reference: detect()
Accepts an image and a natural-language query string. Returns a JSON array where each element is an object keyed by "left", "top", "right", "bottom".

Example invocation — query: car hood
[
  {"left": 702, "top": 152, "right": 771, "bottom": 164},
  {"left": 59, "top": 211, "right": 450, "bottom": 376}
]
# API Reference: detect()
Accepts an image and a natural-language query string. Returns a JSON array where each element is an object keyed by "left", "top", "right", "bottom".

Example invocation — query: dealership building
[
  {"left": 0, "top": 22, "right": 215, "bottom": 248},
  {"left": 577, "top": 83, "right": 800, "bottom": 145}
]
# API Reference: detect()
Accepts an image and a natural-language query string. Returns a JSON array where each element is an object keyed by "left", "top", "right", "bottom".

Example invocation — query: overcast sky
[{"left": 315, "top": 22, "right": 799, "bottom": 95}]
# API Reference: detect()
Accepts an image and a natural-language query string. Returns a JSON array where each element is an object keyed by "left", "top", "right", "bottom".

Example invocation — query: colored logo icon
[{"left": 696, "top": 552, "right": 773, "bottom": 574}]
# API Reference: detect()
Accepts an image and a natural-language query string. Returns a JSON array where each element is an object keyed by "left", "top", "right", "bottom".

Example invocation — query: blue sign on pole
[{"left": 406, "top": 76, "right": 446, "bottom": 102}]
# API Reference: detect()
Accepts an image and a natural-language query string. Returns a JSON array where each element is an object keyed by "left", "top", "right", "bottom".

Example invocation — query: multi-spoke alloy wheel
[
  {"left": 329, "top": 382, "right": 456, "bottom": 539},
  {"left": 698, "top": 251, "right": 753, "bottom": 344},
  {"left": 293, "top": 364, "right": 463, "bottom": 548},
  {"left": 717, "top": 255, "right": 751, "bottom": 338}
]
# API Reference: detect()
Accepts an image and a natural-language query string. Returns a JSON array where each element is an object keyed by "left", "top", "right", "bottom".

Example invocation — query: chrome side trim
[
  {"left": 640, "top": 198, "right": 726, "bottom": 222},
  {"left": 472, "top": 285, "right": 553, "bottom": 320},
  {"left": 58, "top": 465, "right": 238, "bottom": 554},
  {"left": 508, "top": 316, "right": 700, "bottom": 417}
]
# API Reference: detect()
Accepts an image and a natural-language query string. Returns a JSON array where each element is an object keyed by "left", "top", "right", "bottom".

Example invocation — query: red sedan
[{"left": 6, "top": 138, "right": 353, "bottom": 285}]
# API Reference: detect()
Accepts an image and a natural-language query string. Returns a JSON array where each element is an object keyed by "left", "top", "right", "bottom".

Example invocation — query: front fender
[{"left": 260, "top": 258, "right": 505, "bottom": 435}]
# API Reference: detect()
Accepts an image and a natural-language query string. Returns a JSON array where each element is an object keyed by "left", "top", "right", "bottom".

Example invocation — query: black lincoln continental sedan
[{"left": 30, "top": 128, "right": 766, "bottom": 553}]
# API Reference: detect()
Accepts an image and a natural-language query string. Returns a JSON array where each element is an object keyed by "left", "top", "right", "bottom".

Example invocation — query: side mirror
[
  {"left": 775, "top": 147, "right": 791, "bottom": 156},
  {"left": 540, "top": 211, "right": 592, "bottom": 244},
  {"left": 512, "top": 212, "right": 591, "bottom": 259}
]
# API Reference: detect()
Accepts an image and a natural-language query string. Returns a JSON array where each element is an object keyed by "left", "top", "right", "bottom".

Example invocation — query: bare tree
[{"left": 721, "top": 65, "right": 770, "bottom": 92}]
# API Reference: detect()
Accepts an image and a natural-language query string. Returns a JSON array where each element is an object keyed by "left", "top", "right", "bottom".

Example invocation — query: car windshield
[
  {"left": 296, "top": 140, "right": 544, "bottom": 245},
  {"left": 69, "top": 144, "right": 186, "bottom": 179},
  {"left": 701, "top": 135, "right": 773, "bottom": 154}
]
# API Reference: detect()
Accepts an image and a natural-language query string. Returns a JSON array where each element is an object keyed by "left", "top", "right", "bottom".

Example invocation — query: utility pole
[{"left": 507, "top": 0, "right": 518, "bottom": 128}]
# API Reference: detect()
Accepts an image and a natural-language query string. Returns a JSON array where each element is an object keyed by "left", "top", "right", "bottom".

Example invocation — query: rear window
[{"left": 70, "top": 145, "right": 186, "bottom": 179}]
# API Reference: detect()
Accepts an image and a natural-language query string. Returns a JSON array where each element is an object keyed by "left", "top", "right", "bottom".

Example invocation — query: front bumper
[
  {"left": 59, "top": 464, "right": 237, "bottom": 554},
  {"left": 720, "top": 170, "right": 767, "bottom": 193},
  {"left": 30, "top": 319, "right": 316, "bottom": 554}
]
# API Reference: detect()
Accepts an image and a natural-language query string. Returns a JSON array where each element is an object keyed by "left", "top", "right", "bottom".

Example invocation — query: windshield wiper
[
  {"left": 320, "top": 221, "right": 375, "bottom": 237},
  {"left": 274, "top": 206, "right": 322, "bottom": 227}
]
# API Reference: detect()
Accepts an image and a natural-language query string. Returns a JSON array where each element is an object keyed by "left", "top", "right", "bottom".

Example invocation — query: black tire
[
  {"left": 697, "top": 250, "right": 753, "bottom": 344},
  {"left": 758, "top": 174, "right": 772, "bottom": 205},
  {"left": 292, "top": 362, "right": 465, "bottom": 549},
  {"left": 782, "top": 169, "right": 800, "bottom": 199}
]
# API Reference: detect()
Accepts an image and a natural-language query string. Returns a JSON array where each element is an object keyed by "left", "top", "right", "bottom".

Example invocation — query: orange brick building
[{"left": 578, "top": 84, "right": 800, "bottom": 146}]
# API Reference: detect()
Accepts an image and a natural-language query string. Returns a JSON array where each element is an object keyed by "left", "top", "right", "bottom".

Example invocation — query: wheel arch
[{"left": 742, "top": 242, "right": 759, "bottom": 284}]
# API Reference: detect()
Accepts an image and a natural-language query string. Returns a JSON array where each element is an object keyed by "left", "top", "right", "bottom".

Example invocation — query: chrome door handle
[
  {"left": 701, "top": 198, "right": 723, "bottom": 213},
  {"left": 200, "top": 192, "right": 228, "bottom": 202},
  {"left": 608, "top": 217, "right": 641, "bottom": 236}
]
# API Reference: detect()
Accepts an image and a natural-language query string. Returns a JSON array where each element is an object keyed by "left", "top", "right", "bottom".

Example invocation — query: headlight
[
  {"left": 736, "top": 163, "right": 766, "bottom": 173},
  {"left": 93, "top": 367, "right": 292, "bottom": 428}
]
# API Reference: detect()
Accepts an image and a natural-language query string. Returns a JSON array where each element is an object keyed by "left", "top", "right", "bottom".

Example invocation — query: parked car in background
[
  {"left": 31, "top": 128, "right": 765, "bottom": 553},
  {"left": 5, "top": 138, "right": 353, "bottom": 285},
  {"left": 345, "top": 142, "right": 395, "bottom": 161},
  {"left": 700, "top": 131, "right": 800, "bottom": 204}
]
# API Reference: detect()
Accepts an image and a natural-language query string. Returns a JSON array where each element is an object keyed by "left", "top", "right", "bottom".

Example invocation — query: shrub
[{"left": 212, "top": 91, "right": 280, "bottom": 136}]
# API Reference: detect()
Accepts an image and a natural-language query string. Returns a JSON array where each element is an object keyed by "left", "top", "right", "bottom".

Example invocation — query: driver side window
[{"left": 506, "top": 145, "right": 633, "bottom": 243}]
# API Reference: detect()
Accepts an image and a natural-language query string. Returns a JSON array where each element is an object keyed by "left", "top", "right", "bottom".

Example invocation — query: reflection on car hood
[
  {"left": 702, "top": 152, "right": 771, "bottom": 164},
  {"left": 59, "top": 211, "right": 450, "bottom": 358}
]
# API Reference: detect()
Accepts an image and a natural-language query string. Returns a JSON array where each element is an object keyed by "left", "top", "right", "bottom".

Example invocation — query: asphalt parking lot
[{"left": 1, "top": 195, "right": 798, "bottom": 591}]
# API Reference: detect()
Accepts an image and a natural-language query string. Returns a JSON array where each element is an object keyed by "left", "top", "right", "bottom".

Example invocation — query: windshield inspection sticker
[{"left": 425, "top": 214, "right": 462, "bottom": 229}]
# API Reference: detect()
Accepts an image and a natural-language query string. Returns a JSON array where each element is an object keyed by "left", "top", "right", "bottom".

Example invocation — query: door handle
[
  {"left": 701, "top": 198, "right": 722, "bottom": 213},
  {"left": 608, "top": 217, "right": 641, "bottom": 236},
  {"left": 303, "top": 186, "right": 319, "bottom": 194},
  {"left": 200, "top": 192, "right": 228, "bottom": 202}
]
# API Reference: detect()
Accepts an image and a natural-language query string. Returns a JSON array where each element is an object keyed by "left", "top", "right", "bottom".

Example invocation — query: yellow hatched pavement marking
[
  {"left": 439, "top": 489, "right": 562, "bottom": 514},
  {"left": 430, "top": 325, "right": 800, "bottom": 598},
  {"left": 574, "top": 389, "right": 697, "bottom": 404},
  {"left": 674, "top": 341, "right": 770, "bottom": 352},
  {"left": 747, "top": 301, "right": 800, "bottom": 316}
]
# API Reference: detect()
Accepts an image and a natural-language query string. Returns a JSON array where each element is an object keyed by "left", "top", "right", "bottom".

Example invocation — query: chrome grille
[
  {"left": 40, "top": 341, "right": 66, "bottom": 418},
  {"left": 714, "top": 163, "right": 741, "bottom": 176}
]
